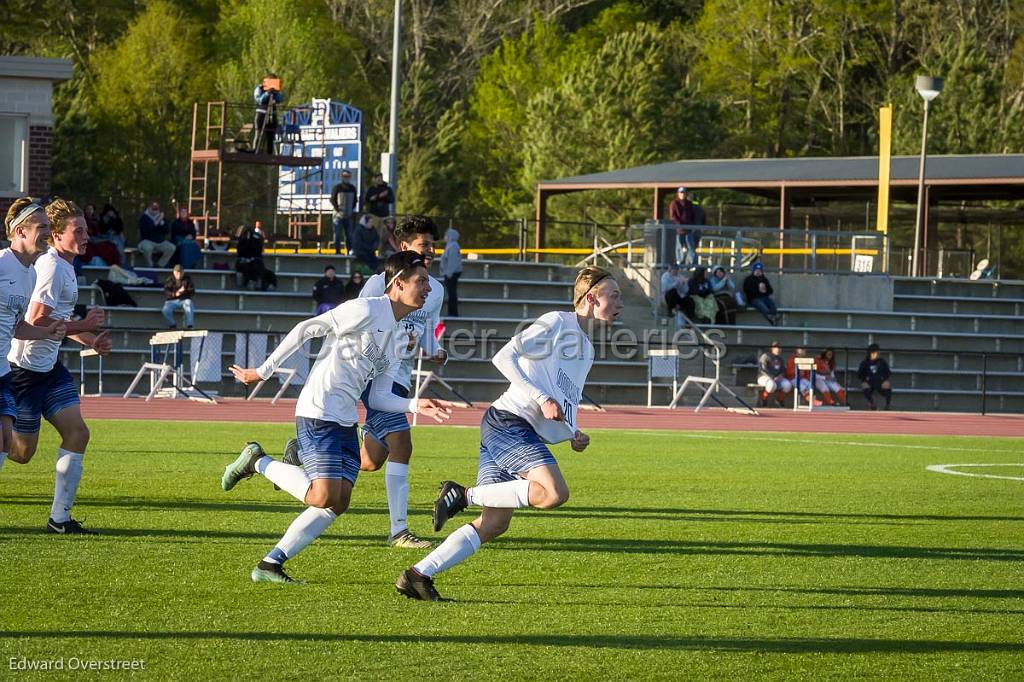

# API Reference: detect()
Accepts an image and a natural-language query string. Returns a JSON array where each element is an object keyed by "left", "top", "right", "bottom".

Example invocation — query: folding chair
[{"left": 647, "top": 349, "right": 679, "bottom": 407}]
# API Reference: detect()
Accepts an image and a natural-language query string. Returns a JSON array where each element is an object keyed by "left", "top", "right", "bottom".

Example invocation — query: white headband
[
  {"left": 9, "top": 203, "right": 43, "bottom": 232},
  {"left": 385, "top": 257, "right": 425, "bottom": 291}
]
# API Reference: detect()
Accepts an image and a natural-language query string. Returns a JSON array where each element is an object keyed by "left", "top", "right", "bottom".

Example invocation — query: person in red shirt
[
  {"left": 814, "top": 348, "right": 845, "bottom": 405},
  {"left": 669, "top": 187, "right": 698, "bottom": 266}
]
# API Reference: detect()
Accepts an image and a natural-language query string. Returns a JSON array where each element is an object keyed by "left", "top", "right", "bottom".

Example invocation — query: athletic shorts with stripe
[
  {"left": 9, "top": 362, "right": 80, "bottom": 434},
  {"left": 360, "top": 380, "right": 410, "bottom": 447},
  {"left": 0, "top": 371, "right": 16, "bottom": 419},
  {"left": 295, "top": 416, "right": 360, "bottom": 483},
  {"left": 476, "top": 407, "right": 557, "bottom": 486}
]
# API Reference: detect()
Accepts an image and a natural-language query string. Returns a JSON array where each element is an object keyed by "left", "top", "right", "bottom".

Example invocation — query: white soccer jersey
[
  {"left": 10, "top": 248, "right": 77, "bottom": 372},
  {"left": 257, "top": 296, "right": 413, "bottom": 425},
  {"left": 360, "top": 271, "right": 443, "bottom": 389},
  {"left": 0, "top": 248, "right": 37, "bottom": 376},
  {"left": 491, "top": 311, "right": 594, "bottom": 444}
]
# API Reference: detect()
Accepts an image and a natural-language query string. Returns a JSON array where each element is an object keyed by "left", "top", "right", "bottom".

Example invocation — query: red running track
[{"left": 79, "top": 397, "right": 1024, "bottom": 438}]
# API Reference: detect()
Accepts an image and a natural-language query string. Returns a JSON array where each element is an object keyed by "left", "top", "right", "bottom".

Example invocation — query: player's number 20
[{"left": 562, "top": 400, "right": 576, "bottom": 428}]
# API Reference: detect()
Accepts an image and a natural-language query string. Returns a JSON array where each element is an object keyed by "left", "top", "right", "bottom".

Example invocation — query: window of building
[{"left": 0, "top": 115, "right": 29, "bottom": 196}]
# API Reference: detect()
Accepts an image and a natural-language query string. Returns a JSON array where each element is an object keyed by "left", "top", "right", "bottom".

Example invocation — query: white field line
[
  {"left": 602, "top": 430, "right": 1024, "bottom": 454},
  {"left": 925, "top": 463, "right": 1024, "bottom": 482}
]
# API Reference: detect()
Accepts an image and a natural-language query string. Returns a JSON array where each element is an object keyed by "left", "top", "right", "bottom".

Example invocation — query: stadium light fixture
[{"left": 911, "top": 75, "right": 944, "bottom": 277}]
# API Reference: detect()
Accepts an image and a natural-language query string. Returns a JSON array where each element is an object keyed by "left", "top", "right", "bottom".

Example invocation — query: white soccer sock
[
  {"left": 385, "top": 461, "right": 409, "bottom": 537},
  {"left": 0, "top": 452, "right": 7, "bottom": 473},
  {"left": 257, "top": 456, "right": 311, "bottom": 503},
  {"left": 467, "top": 480, "right": 531, "bottom": 508},
  {"left": 413, "top": 524, "right": 481, "bottom": 578},
  {"left": 263, "top": 506, "right": 337, "bottom": 564},
  {"left": 51, "top": 448, "right": 84, "bottom": 523}
]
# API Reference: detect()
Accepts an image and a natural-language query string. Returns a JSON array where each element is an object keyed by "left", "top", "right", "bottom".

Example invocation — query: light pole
[
  {"left": 384, "top": 0, "right": 402, "bottom": 212},
  {"left": 912, "top": 75, "right": 943, "bottom": 277}
]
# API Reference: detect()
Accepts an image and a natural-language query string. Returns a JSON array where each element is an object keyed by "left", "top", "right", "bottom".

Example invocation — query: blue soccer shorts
[
  {"left": 361, "top": 380, "right": 411, "bottom": 449},
  {"left": 476, "top": 407, "right": 557, "bottom": 486},
  {"left": 295, "top": 416, "right": 360, "bottom": 483},
  {"left": 0, "top": 371, "right": 16, "bottom": 420},
  {"left": 10, "top": 362, "right": 80, "bottom": 434}
]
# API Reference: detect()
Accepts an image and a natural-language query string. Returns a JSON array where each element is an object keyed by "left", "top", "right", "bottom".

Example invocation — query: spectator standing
[
  {"left": 253, "top": 73, "right": 283, "bottom": 155},
  {"left": 757, "top": 341, "right": 792, "bottom": 407},
  {"left": 742, "top": 262, "right": 779, "bottom": 325},
  {"left": 329, "top": 170, "right": 358, "bottom": 254},
  {"left": 857, "top": 343, "right": 892, "bottom": 410},
  {"left": 440, "top": 227, "right": 463, "bottom": 317},
  {"left": 815, "top": 347, "right": 845, "bottom": 406},
  {"left": 669, "top": 186, "right": 698, "bottom": 266},
  {"left": 709, "top": 264, "right": 739, "bottom": 325},
  {"left": 138, "top": 201, "right": 175, "bottom": 267},
  {"left": 343, "top": 271, "right": 365, "bottom": 301},
  {"left": 352, "top": 215, "right": 381, "bottom": 273},
  {"left": 162, "top": 264, "right": 195, "bottom": 329},
  {"left": 361, "top": 172, "right": 394, "bottom": 228},
  {"left": 785, "top": 346, "right": 815, "bottom": 403},
  {"left": 312, "top": 265, "right": 346, "bottom": 315},
  {"left": 170, "top": 206, "right": 202, "bottom": 269}
]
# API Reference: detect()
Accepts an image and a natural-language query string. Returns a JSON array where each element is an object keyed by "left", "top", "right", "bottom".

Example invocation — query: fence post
[
  {"left": 843, "top": 346, "right": 850, "bottom": 406},
  {"left": 519, "top": 218, "right": 527, "bottom": 262},
  {"left": 981, "top": 353, "right": 988, "bottom": 416},
  {"left": 811, "top": 233, "right": 817, "bottom": 273}
]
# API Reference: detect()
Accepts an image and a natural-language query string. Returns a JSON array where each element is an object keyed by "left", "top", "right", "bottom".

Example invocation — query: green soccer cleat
[
  {"left": 221, "top": 442, "right": 264, "bottom": 491},
  {"left": 251, "top": 561, "right": 300, "bottom": 584}
]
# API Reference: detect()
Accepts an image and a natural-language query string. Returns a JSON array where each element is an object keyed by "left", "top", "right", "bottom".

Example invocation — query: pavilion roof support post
[
  {"left": 652, "top": 187, "right": 666, "bottom": 220},
  {"left": 779, "top": 184, "right": 791, "bottom": 271},
  {"left": 535, "top": 186, "right": 548, "bottom": 263},
  {"left": 921, "top": 185, "right": 934, "bottom": 277}
]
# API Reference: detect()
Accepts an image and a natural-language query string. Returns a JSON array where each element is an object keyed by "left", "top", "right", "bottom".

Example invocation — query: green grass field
[{"left": 2, "top": 420, "right": 1022, "bottom": 680}]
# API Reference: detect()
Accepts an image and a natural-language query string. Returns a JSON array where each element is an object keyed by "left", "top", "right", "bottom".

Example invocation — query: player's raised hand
[
  {"left": 46, "top": 320, "right": 67, "bottom": 342},
  {"left": 230, "top": 364, "right": 261, "bottom": 384},
  {"left": 541, "top": 398, "right": 564, "bottom": 422},
  {"left": 83, "top": 306, "right": 105, "bottom": 331},
  {"left": 417, "top": 398, "right": 453, "bottom": 423},
  {"left": 91, "top": 330, "right": 112, "bottom": 355},
  {"left": 571, "top": 430, "right": 590, "bottom": 452}
]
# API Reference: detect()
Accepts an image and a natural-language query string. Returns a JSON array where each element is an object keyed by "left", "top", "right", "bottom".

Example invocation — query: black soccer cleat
[
  {"left": 251, "top": 560, "right": 300, "bottom": 584},
  {"left": 432, "top": 480, "right": 468, "bottom": 533},
  {"left": 47, "top": 518, "right": 98, "bottom": 535},
  {"left": 395, "top": 568, "right": 450, "bottom": 602},
  {"left": 273, "top": 438, "right": 302, "bottom": 491},
  {"left": 283, "top": 438, "right": 301, "bottom": 467}
]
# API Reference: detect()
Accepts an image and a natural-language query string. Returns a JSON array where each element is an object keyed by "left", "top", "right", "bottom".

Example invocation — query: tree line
[{"left": 3, "top": 0, "right": 1022, "bottom": 266}]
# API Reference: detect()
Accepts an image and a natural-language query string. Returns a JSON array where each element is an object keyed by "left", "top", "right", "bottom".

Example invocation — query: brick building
[{"left": 0, "top": 56, "right": 73, "bottom": 220}]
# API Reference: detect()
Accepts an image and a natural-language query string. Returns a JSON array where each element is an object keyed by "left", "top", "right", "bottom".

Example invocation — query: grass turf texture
[{"left": 1, "top": 420, "right": 1023, "bottom": 680}]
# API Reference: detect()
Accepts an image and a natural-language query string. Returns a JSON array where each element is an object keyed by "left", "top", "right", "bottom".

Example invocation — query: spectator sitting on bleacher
[
  {"left": 786, "top": 346, "right": 816, "bottom": 404},
  {"left": 686, "top": 266, "right": 717, "bottom": 325},
  {"left": 138, "top": 200, "right": 176, "bottom": 267},
  {"left": 757, "top": 341, "right": 791, "bottom": 407},
  {"left": 661, "top": 263, "right": 686, "bottom": 316},
  {"left": 97, "top": 202, "right": 126, "bottom": 258},
  {"left": 857, "top": 343, "right": 892, "bottom": 411},
  {"left": 81, "top": 203, "right": 120, "bottom": 266},
  {"left": 742, "top": 261, "right": 779, "bottom": 326},
  {"left": 162, "top": 264, "right": 195, "bottom": 329},
  {"left": 234, "top": 223, "right": 277, "bottom": 291},
  {"left": 709, "top": 264, "right": 740, "bottom": 325},
  {"left": 313, "top": 265, "right": 346, "bottom": 314},
  {"left": 815, "top": 347, "right": 845, "bottom": 406},
  {"left": 344, "top": 271, "right": 365, "bottom": 301},
  {"left": 352, "top": 215, "right": 381, "bottom": 273},
  {"left": 170, "top": 206, "right": 202, "bottom": 269}
]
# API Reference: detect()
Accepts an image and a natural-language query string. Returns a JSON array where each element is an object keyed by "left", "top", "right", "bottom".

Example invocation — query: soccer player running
[
  {"left": 356, "top": 214, "right": 446, "bottom": 549},
  {"left": 6, "top": 199, "right": 110, "bottom": 534},
  {"left": 222, "top": 251, "right": 454, "bottom": 583},
  {"left": 396, "top": 266, "right": 623, "bottom": 601},
  {"left": 0, "top": 199, "right": 67, "bottom": 484}
]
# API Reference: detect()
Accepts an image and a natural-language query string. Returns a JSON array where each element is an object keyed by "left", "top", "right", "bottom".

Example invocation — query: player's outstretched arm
[
  {"left": 15, "top": 319, "right": 65, "bottom": 342},
  {"left": 417, "top": 398, "right": 453, "bottom": 423},
  {"left": 230, "top": 365, "right": 262, "bottom": 384}
]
